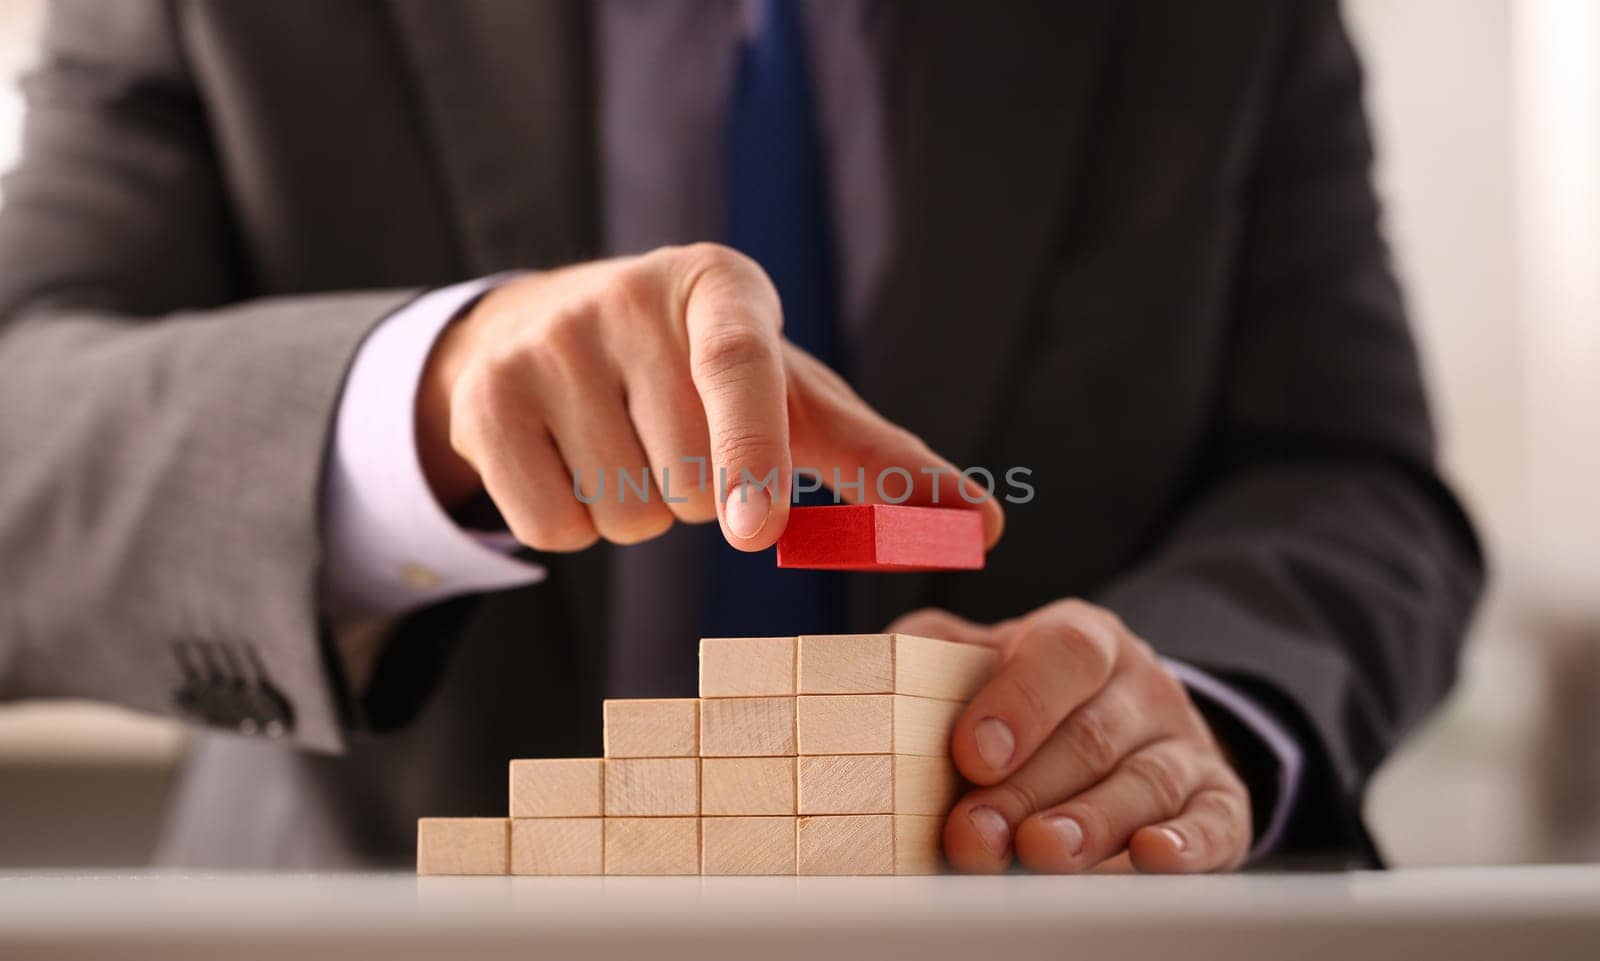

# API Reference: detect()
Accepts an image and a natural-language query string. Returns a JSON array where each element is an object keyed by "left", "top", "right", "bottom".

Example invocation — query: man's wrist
[
  {"left": 415, "top": 320, "right": 483, "bottom": 512},
  {"left": 414, "top": 276, "right": 525, "bottom": 511},
  {"left": 322, "top": 275, "right": 544, "bottom": 621}
]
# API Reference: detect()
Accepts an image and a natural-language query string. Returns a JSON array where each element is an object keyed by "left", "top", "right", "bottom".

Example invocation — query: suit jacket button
[
  {"left": 203, "top": 682, "right": 248, "bottom": 729},
  {"left": 243, "top": 679, "right": 295, "bottom": 738}
]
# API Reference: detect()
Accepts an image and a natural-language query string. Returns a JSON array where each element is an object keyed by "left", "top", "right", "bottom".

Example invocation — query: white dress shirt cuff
[
  {"left": 1161, "top": 658, "right": 1303, "bottom": 861},
  {"left": 322, "top": 276, "right": 546, "bottom": 620}
]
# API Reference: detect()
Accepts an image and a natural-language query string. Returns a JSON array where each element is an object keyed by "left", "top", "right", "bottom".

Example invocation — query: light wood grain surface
[{"left": 602, "top": 699, "right": 700, "bottom": 758}]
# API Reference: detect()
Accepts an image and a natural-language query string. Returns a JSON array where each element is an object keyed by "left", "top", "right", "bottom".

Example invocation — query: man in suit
[{"left": 0, "top": 0, "right": 1481, "bottom": 871}]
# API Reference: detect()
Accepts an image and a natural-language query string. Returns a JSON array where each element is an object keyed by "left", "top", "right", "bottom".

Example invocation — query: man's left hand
[{"left": 889, "top": 599, "right": 1252, "bottom": 873}]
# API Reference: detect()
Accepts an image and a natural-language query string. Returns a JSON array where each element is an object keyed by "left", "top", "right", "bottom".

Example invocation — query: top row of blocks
[{"left": 698, "top": 633, "right": 997, "bottom": 701}]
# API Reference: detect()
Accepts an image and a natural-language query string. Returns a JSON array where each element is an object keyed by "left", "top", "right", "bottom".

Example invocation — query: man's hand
[
  {"left": 416, "top": 244, "right": 1003, "bottom": 552},
  {"left": 890, "top": 600, "right": 1253, "bottom": 873}
]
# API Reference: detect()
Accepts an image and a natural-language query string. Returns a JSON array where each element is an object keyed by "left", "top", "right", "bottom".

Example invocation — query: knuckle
[
  {"left": 1127, "top": 634, "right": 1158, "bottom": 663},
  {"left": 1206, "top": 787, "right": 1247, "bottom": 826},
  {"left": 509, "top": 510, "right": 598, "bottom": 554},
  {"left": 449, "top": 365, "right": 502, "bottom": 429},
  {"left": 1204, "top": 775, "right": 1251, "bottom": 834},
  {"left": 694, "top": 324, "right": 774, "bottom": 381},
  {"left": 665, "top": 466, "right": 720, "bottom": 516},
  {"left": 1123, "top": 752, "right": 1188, "bottom": 813},
  {"left": 1062, "top": 705, "right": 1122, "bottom": 776},
  {"left": 470, "top": 351, "right": 527, "bottom": 404},
  {"left": 893, "top": 607, "right": 949, "bottom": 635},
  {"left": 529, "top": 306, "right": 593, "bottom": 362},
  {"left": 1052, "top": 598, "right": 1126, "bottom": 651},
  {"left": 1086, "top": 605, "right": 1124, "bottom": 639},
  {"left": 599, "top": 265, "right": 663, "bottom": 326},
  {"left": 674, "top": 243, "right": 781, "bottom": 324},
  {"left": 1055, "top": 597, "right": 1097, "bottom": 621},
  {"left": 1196, "top": 790, "right": 1250, "bottom": 859},
  {"left": 996, "top": 672, "right": 1053, "bottom": 735},
  {"left": 675, "top": 243, "right": 771, "bottom": 298},
  {"left": 678, "top": 241, "right": 746, "bottom": 275},
  {"left": 1220, "top": 765, "right": 1250, "bottom": 802},
  {"left": 449, "top": 366, "right": 526, "bottom": 455},
  {"left": 664, "top": 493, "right": 718, "bottom": 524},
  {"left": 595, "top": 502, "right": 675, "bottom": 546},
  {"left": 990, "top": 780, "right": 1042, "bottom": 820},
  {"left": 1185, "top": 815, "right": 1221, "bottom": 858},
  {"left": 1051, "top": 624, "right": 1112, "bottom": 677}
]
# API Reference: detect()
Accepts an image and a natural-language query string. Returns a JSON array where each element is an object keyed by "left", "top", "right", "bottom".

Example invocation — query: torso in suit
[{"left": 0, "top": 0, "right": 1482, "bottom": 868}]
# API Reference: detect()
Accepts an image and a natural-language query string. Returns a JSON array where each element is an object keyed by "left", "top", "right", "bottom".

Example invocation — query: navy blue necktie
[{"left": 700, "top": 0, "right": 849, "bottom": 638}]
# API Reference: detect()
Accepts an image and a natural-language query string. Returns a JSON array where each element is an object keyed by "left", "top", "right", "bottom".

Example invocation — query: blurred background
[{"left": 0, "top": 0, "right": 1596, "bottom": 868}]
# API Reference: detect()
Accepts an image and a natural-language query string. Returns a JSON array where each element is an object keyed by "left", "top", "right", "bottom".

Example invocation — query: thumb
[{"left": 784, "top": 343, "right": 1006, "bottom": 548}]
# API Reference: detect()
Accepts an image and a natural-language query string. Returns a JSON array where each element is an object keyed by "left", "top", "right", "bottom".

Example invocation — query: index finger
[
  {"left": 670, "top": 244, "right": 793, "bottom": 551},
  {"left": 785, "top": 343, "right": 1005, "bottom": 548}
]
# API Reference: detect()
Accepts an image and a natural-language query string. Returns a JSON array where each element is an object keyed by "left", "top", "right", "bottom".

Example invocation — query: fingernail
[
  {"left": 1160, "top": 826, "right": 1187, "bottom": 852},
  {"left": 974, "top": 717, "right": 1015, "bottom": 772},
  {"left": 968, "top": 806, "right": 1011, "bottom": 857},
  {"left": 723, "top": 481, "right": 772, "bottom": 540},
  {"left": 1043, "top": 815, "right": 1085, "bottom": 856}
]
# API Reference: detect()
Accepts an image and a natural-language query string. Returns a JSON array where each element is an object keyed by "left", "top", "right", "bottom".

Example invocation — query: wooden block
[
  {"left": 889, "top": 634, "right": 997, "bottom": 702},
  {"left": 416, "top": 818, "right": 508, "bottom": 875},
  {"left": 891, "top": 754, "right": 963, "bottom": 816},
  {"left": 699, "top": 636, "right": 796, "bottom": 697},
  {"left": 798, "top": 633, "right": 996, "bottom": 700},
  {"left": 798, "top": 755, "right": 891, "bottom": 814},
  {"left": 892, "top": 814, "right": 946, "bottom": 875},
  {"left": 892, "top": 695, "right": 966, "bottom": 755},
  {"left": 604, "top": 757, "right": 699, "bottom": 816},
  {"left": 797, "top": 815, "right": 891, "bottom": 875},
  {"left": 510, "top": 818, "right": 602, "bottom": 875},
  {"left": 701, "top": 817, "right": 797, "bottom": 875},
  {"left": 798, "top": 694, "right": 893, "bottom": 754},
  {"left": 701, "top": 756, "right": 796, "bottom": 815},
  {"left": 797, "top": 754, "right": 961, "bottom": 815},
  {"left": 796, "top": 815, "right": 945, "bottom": 875},
  {"left": 603, "top": 698, "right": 699, "bottom": 757},
  {"left": 796, "top": 694, "right": 963, "bottom": 755},
  {"left": 604, "top": 817, "right": 700, "bottom": 875},
  {"left": 508, "top": 758, "right": 604, "bottom": 818},
  {"left": 800, "top": 635, "right": 893, "bottom": 693},
  {"left": 775, "top": 504, "right": 984, "bottom": 571},
  {"left": 699, "top": 696, "right": 796, "bottom": 756}
]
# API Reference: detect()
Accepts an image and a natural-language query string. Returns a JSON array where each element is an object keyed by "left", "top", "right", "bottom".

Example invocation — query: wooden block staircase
[{"left": 417, "top": 633, "right": 996, "bottom": 876}]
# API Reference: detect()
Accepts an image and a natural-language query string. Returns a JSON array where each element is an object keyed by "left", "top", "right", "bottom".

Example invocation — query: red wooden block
[{"left": 776, "top": 505, "right": 985, "bottom": 571}]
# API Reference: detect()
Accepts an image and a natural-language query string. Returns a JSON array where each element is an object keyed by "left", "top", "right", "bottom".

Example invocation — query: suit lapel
[
  {"left": 384, "top": 0, "right": 599, "bottom": 273},
  {"left": 859, "top": 1, "right": 1117, "bottom": 626}
]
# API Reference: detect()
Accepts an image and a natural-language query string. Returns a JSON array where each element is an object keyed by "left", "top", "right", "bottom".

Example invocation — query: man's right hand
[{"left": 416, "top": 243, "right": 1004, "bottom": 554}]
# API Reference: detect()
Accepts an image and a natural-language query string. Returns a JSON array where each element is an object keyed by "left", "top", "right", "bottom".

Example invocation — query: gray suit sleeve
[
  {"left": 1095, "top": 0, "right": 1483, "bottom": 857},
  {"left": 0, "top": 1, "right": 417, "bottom": 751}
]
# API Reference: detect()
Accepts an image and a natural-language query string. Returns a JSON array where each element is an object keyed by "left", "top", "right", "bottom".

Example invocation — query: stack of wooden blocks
[{"left": 417, "top": 633, "right": 996, "bottom": 876}]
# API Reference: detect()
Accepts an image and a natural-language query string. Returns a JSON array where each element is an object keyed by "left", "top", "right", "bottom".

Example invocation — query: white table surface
[{"left": 1, "top": 866, "right": 1597, "bottom": 961}]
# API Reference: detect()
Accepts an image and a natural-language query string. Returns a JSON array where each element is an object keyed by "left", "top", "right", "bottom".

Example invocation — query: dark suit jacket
[{"left": 0, "top": 0, "right": 1482, "bottom": 868}]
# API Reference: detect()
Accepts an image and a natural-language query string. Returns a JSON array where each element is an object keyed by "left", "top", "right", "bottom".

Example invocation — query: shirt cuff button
[{"left": 399, "top": 562, "right": 442, "bottom": 591}]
